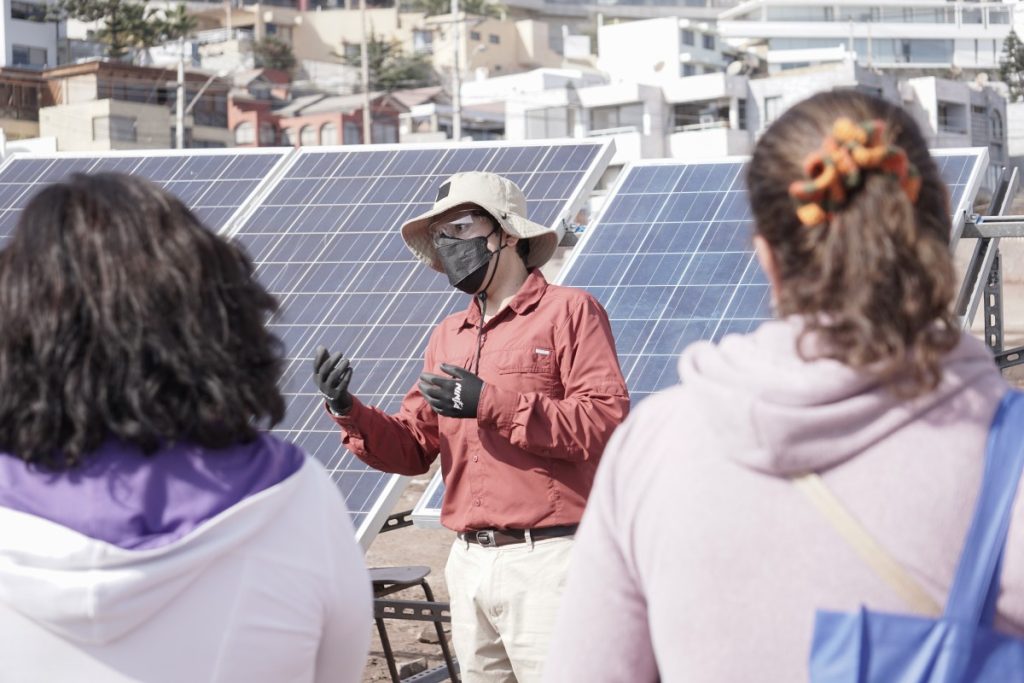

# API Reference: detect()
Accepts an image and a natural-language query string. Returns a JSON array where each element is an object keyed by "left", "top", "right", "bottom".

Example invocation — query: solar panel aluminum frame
[
  {"left": 231, "top": 139, "right": 615, "bottom": 544},
  {"left": 411, "top": 147, "right": 991, "bottom": 529},
  {"left": 0, "top": 146, "right": 296, "bottom": 240},
  {"left": 935, "top": 147, "right": 989, "bottom": 252}
]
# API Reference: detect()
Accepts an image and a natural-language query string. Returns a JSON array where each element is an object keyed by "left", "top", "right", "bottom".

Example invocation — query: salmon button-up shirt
[{"left": 329, "top": 269, "right": 630, "bottom": 532}]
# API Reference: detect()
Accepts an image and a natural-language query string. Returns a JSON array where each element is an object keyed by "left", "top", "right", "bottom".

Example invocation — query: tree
[
  {"left": 253, "top": 37, "right": 297, "bottom": 71},
  {"left": 340, "top": 33, "right": 437, "bottom": 92},
  {"left": 999, "top": 30, "right": 1024, "bottom": 103},
  {"left": 52, "top": 1, "right": 195, "bottom": 60},
  {"left": 412, "top": 0, "right": 503, "bottom": 18}
]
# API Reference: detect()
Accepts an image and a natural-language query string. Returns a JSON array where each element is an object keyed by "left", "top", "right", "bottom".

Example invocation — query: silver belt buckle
[{"left": 475, "top": 530, "right": 496, "bottom": 547}]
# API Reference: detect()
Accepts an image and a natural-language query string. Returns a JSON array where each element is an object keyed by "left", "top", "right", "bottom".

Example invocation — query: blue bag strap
[{"left": 944, "top": 390, "right": 1024, "bottom": 625}]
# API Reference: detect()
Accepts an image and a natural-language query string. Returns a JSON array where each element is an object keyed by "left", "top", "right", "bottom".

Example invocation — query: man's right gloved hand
[{"left": 313, "top": 345, "right": 354, "bottom": 415}]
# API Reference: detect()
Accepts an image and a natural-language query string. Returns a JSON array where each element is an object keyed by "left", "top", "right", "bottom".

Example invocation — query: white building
[
  {"left": 499, "top": 58, "right": 1006, "bottom": 192},
  {"left": 718, "top": 0, "right": 1015, "bottom": 74},
  {"left": 599, "top": 18, "right": 730, "bottom": 85},
  {"left": 3, "top": 1, "right": 59, "bottom": 69}
]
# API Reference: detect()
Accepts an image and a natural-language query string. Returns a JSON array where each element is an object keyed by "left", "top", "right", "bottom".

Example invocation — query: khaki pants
[{"left": 444, "top": 535, "right": 574, "bottom": 683}]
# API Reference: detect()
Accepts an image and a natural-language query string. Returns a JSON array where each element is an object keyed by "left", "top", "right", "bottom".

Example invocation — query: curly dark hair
[
  {"left": 747, "top": 90, "right": 960, "bottom": 398},
  {"left": 0, "top": 172, "right": 285, "bottom": 470}
]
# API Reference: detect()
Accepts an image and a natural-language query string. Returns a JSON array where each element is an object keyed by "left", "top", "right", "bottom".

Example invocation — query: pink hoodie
[{"left": 544, "top": 319, "right": 1023, "bottom": 682}]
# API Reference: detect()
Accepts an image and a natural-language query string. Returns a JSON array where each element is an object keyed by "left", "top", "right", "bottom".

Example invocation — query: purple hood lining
[{"left": 0, "top": 433, "right": 305, "bottom": 550}]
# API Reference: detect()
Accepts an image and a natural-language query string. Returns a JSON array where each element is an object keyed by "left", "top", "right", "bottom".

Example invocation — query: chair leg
[
  {"left": 375, "top": 615, "right": 401, "bottom": 683},
  {"left": 420, "top": 580, "right": 459, "bottom": 683}
]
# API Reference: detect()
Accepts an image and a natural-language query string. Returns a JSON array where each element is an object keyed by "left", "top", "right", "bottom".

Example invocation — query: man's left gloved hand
[{"left": 419, "top": 364, "right": 483, "bottom": 418}]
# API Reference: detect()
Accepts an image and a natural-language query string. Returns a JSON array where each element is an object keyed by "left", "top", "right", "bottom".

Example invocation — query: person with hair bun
[
  {"left": 543, "top": 91, "right": 1024, "bottom": 681},
  {"left": 0, "top": 173, "right": 371, "bottom": 683}
]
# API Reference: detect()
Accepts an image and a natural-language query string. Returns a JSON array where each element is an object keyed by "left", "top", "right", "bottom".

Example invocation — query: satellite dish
[{"left": 726, "top": 60, "right": 744, "bottom": 75}]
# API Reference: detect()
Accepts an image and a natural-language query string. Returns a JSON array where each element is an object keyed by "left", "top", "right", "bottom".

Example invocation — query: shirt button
[
  {"left": 473, "top": 455, "right": 479, "bottom": 462},
  {"left": 474, "top": 498, "right": 481, "bottom": 506}
]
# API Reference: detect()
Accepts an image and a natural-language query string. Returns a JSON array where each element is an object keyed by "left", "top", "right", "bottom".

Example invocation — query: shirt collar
[{"left": 456, "top": 269, "right": 548, "bottom": 329}]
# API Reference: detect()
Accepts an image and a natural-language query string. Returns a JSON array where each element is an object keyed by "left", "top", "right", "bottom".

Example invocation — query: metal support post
[{"left": 984, "top": 249, "right": 1004, "bottom": 354}]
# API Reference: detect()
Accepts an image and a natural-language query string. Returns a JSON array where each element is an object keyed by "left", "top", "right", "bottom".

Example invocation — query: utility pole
[
  {"left": 176, "top": 35, "right": 185, "bottom": 149},
  {"left": 360, "top": 0, "right": 372, "bottom": 144},
  {"left": 451, "top": 0, "right": 462, "bottom": 141}
]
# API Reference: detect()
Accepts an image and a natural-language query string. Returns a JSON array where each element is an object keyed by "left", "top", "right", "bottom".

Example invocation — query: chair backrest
[{"left": 807, "top": 390, "right": 1024, "bottom": 682}]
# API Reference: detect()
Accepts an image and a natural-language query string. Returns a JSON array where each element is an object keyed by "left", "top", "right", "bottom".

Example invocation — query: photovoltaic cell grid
[
  {"left": 229, "top": 142, "right": 610, "bottom": 545},
  {"left": 563, "top": 149, "right": 986, "bottom": 406},
  {"left": 0, "top": 150, "right": 289, "bottom": 248},
  {"left": 412, "top": 148, "right": 987, "bottom": 526}
]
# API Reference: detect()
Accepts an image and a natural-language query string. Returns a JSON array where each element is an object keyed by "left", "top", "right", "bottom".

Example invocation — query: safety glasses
[{"left": 429, "top": 210, "right": 493, "bottom": 240}]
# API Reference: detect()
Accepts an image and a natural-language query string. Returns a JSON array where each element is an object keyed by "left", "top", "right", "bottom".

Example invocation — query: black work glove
[
  {"left": 418, "top": 364, "right": 483, "bottom": 418},
  {"left": 313, "top": 345, "right": 354, "bottom": 414}
]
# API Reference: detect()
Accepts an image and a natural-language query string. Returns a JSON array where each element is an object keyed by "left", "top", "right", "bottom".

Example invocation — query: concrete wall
[
  {"left": 40, "top": 99, "right": 173, "bottom": 151},
  {"left": 668, "top": 127, "right": 751, "bottom": 159},
  {"left": 599, "top": 17, "right": 724, "bottom": 86}
]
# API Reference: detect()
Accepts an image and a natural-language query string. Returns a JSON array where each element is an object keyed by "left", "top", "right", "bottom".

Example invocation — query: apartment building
[
  {"left": 718, "top": 0, "right": 1015, "bottom": 74},
  {"left": 599, "top": 17, "right": 731, "bottom": 85},
  {"left": 229, "top": 87, "right": 405, "bottom": 147},
  {"left": 39, "top": 62, "right": 232, "bottom": 151},
  {"left": 3, "top": 0, "right": 60, "bottom": 69}
]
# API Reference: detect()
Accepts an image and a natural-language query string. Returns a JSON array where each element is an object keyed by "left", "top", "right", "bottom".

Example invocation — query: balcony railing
[
  {"left": 193, "top": 28, "right": 255, "bottom": 45},
  {"left": 586, "top": 125, "right": 640, "bottom": 137},
  {"left": 673, "top": 119, "right": 729, "bottom": 133}
]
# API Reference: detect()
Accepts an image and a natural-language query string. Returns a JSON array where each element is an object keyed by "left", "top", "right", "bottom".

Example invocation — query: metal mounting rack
[{"left": 957, "top": 168, "right": 1024, "bottom": 370}]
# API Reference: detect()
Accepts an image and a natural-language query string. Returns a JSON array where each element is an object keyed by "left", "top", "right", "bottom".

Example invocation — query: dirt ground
[{"left": 358, "top": 268, "right": 1024, "bottom": 682}]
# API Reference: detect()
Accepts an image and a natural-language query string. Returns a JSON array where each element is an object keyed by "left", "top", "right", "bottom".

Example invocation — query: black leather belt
[{"left": 459, "top": 524, "right": 578, "bottom": 548}]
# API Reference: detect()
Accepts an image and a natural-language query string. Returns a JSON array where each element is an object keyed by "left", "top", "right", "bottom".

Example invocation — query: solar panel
[
  {"left": 225, "top": 140, "right": 613, "bottom": 548},
  {"left": 412, "top": 147, "right": 988, "bottom": 528},
  {"left": 0, "top": 149, "right": 291, "bottom": 248}
]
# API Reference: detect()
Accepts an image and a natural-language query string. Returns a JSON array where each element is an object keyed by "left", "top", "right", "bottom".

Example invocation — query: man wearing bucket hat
[{"left": 312, "top": 171, "right": 629, "bottom": 681}]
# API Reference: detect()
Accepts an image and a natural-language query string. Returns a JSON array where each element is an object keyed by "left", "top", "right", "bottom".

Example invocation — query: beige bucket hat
[{"left": 400, "top": 171, "right": 562, "bottom": 273}]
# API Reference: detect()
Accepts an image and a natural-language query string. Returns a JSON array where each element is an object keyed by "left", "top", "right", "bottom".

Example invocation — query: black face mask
[{"left": 434, "top": 230, "right": 499, "bottom": 294}]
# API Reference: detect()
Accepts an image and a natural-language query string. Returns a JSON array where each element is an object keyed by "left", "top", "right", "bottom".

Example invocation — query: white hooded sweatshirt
[{"left": 0, "top": 437, "right": 371, "bottom": 683}]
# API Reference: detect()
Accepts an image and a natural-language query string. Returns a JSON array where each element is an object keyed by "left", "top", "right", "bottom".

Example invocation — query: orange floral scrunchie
[{"left": 787, "top": 117, "right": 922, "bottom": 227}]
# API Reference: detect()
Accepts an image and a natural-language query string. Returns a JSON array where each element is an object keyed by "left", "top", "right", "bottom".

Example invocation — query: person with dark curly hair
[
  {"left": 544, "top": 91, "right": 1024, "bottom": 681},
  {"left": 0, "top": 173, "right": 371, "bottom": 683}
]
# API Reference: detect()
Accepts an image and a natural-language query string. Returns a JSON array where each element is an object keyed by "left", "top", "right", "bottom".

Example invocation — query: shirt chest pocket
[{"left": 486, "top": 345, "right": 562, "bottom": 397}]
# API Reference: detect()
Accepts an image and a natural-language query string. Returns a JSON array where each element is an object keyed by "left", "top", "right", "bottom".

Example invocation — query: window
[
  {"left": 673, "top": 100, "right": 729, "bottom": 130},
  {"left": 11, "top": 1, "right": 48, "bottom": 21},
  {"left": 300, "top": 124, "right": 317, "bottom": 146},
  {"left": 989, "top": 7, "right": 1010, "bottom": 24},
  {"left": 702, "top": 34, "right": 715, "bottom": 51},
  {"left": 259, "top": 122, "right": 276, "bottom": 145},
  {"left": 412, "top": 29, "right": 433, "bottom": 54},
  {"left": 589, "top": 103, "right": 644, "bottom": 132},
  {"left": 737, "top": 98, "right": 747, "bottom": 130},
  {"left": 234, "top": 122, "right": 255, "bottom": 144},
  {"left": 763, "top": 96, "right": 784, "bottom": 124},
  {"left": 372, "top": 120, "right": 398, "bottom": 143},
  {"left": 938, "top": 101, "right": 967, "bottom": 134},
  {"left": 344, "top": 120, "right": 362, "bottom": 144},
  {"left": 470, "top": 31, "right": 481, "bottom": 41},
  {"left": 681, "top": 29, "right": 695, "bottom": 46},
  {"left": 93, "top": 116, "right": 137, "bottom": 143},
  {"left": 525, "top": 106, "right": 574, "bottom": 138},
  {"left": 11, "top": 44, "right": 47, "bottom": 67},
  {"left": 991, "top": 111, "right": 1004, "bottom": 141},
  {"left": 681, "top": 63, "right": 696, "bottom": 77},
  {"left": 321, "top": 122, "right": 339, "bottom": 145},
  {"left": 488, "top": 34, "right": 499, "bottom": 44},
  {"left": 280, "top": 127, "right": 295, "bottom": 146}
]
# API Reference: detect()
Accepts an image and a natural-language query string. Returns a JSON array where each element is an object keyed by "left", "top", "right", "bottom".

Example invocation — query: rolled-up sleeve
[{"left": 326, "top": 338, "right": 441, "bottom": 476}]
